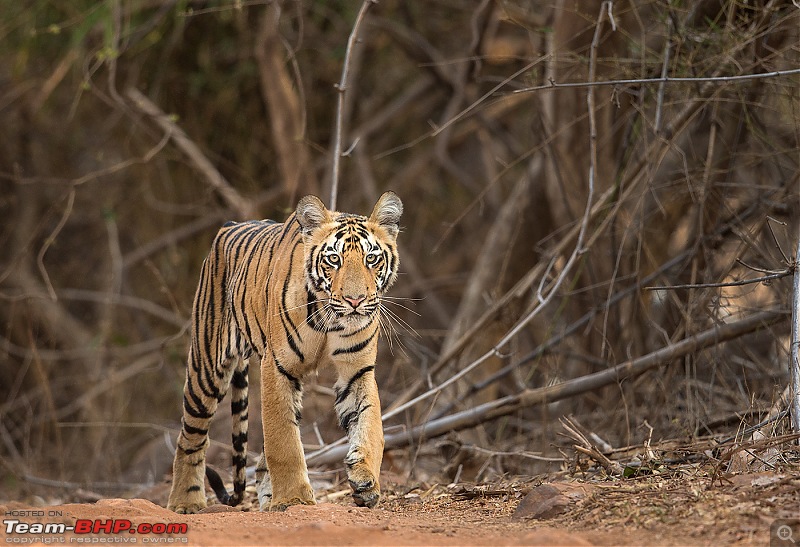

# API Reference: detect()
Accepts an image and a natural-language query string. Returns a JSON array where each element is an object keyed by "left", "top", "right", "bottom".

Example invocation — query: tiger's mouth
[
  {"left": 330, "top": 299, "right": 377, "bottom": 321},
  {"left": 334, "top": 305, "right": 366, "bottom": 318}
]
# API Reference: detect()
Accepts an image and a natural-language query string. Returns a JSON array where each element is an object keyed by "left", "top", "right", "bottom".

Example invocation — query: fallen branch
[
  {"left": 307, "top": 309, "right": 786, "bottom": 466},
  {"left": 125, "top": 87, "right": 255, "bottom": 220},
  {"left": 560, "top": 416, "right": 623, "bottom": 476}
]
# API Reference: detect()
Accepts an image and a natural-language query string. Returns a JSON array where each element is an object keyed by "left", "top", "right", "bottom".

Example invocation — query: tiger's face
[{"left": 296, "top": 192, "right": 402, "bottom": 328}]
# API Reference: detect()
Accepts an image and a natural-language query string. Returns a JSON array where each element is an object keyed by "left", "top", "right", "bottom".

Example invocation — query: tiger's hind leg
[
  {"left": 167, "top": 343, "right": 236, "bottom": 514},
  {"left": 167, "top": 359, "right": 220, "bottom": 513},
  {"left": 200, "top": 357, "right": 251, "bottom": 507}
]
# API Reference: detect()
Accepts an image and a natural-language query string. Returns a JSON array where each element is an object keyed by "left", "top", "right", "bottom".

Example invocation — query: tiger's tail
[{"left": 204, "top": 357, "right": 249, "bottom": 507}]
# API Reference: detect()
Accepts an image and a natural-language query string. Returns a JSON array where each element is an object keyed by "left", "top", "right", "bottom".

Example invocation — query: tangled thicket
[{"left": 1, "top": 0, "right": 798, "bottom": 496}]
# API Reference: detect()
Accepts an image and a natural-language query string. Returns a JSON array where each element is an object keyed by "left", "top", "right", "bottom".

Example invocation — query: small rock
[{"left": 513, "top": 485, "right": 571, "bottom": 520}]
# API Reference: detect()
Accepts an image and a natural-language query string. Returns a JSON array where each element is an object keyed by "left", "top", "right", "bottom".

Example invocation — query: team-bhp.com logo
[{"left": 3, "top": 510, "right": 189, "bottom": 544}]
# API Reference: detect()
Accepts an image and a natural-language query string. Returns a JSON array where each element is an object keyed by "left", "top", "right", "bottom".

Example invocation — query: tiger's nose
[{"left": 343, "top": 295, "right": 366, "bottom": 309}]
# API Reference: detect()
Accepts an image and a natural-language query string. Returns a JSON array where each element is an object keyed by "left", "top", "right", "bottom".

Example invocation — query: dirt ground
[{"left": 2, "top": 470, "right": 798, "bottom": 546}]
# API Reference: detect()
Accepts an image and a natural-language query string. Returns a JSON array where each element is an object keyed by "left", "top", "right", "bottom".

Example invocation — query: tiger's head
[{"left": 296, "top": 192, "right": 402, "bottom": 327}]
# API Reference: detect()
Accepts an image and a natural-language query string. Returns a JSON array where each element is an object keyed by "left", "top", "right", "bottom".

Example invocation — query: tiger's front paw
[
  {"left": 168, "top": 501, "right": 207, "bottom": 514},
  {"left": 269, "top": 496, "right": 316, "bottom": 512},
  {"left": 167, "top": 488, "right": 207, "bottom": 514},
  {"left": 268, "top": 480, "right": 315, "bottom": 512},
  {"left": 346, "top": 456, "right": 381, "bottom": 508},
  {"left": 167, "top": 455, "right": 208, "bottom": 514},
  {"left": 349, "top": 477, "right": 380, "bottom": 508}
]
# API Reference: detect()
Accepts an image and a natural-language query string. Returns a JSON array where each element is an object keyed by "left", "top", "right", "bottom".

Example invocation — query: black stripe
[
  {"left": 280, "top": 241, "right": 305, "bottom": 362},
  {"left": 230, "top": 398, "right": 248, "bottom": 415},
  {"left": 232, "top": 432, "right": 247, "bottom": 452},
  {"left": 246, "top": 235, "right": 274, "bottom": 349},
  {"left": 278, "top": 218, "right": 300, "bottom": 246},
  {"left": 306, "top": 289, "right": 322, "bottom": 331},
  {"left": 340, "top": 318, "right": 375, "bottom": 338},
  {"left": 335, "top": 365, "right": 375, "bottom": 405},
  {"left": 332, "top": 327, "right": 378, "bottom": 355},
  {"left": 183, "top": 392, "right": 212, "bottom": 419},
  {"left": 236, "top": 226, "right": 274, "bottom": 348},
  {"left": 193, "top": 258, "right": 214, "bottom": 376},
  {"left": 276, "top": 362, "right": 302, "bottom": 391},
  {"left": 196, "top": 345, "right": 223, "bottom": 401},
  {"left": 338, "top": 404, "right": 372, "bottom": 433},
  {"left": 187, "top": 485, "right": 202, "bottom": 492},
  {"left": 232, "top": 454, "right": 247, "bottom": 471},
  {"left": 181, "top": 444, "right": 204, "bottom": 455},
  {"left": 182, "top": 422, "right": 208, "bottom": 436},
  {"left": 231, "top": 369, "right": 248, "bottom": 389}
]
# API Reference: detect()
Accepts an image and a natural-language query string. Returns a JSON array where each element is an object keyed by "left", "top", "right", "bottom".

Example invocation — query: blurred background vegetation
[{"left": 1, "top": 0, "right": 798, "bottom": 501}]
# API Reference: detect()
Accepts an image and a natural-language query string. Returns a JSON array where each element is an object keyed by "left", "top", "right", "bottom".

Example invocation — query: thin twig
[
  {"left": 766, "top": 216, "right": 790, "bottom": 264},
  {"left": 461, "top": 444, "right": 564, "bottom": 463},
  {"left": 735, "top": 257, "right": 787, "bottom": 275},
  {"left": 399, "top": 0, "right": 606, "bottom": 419},
  {"left": 430, "top": 56, "right": 546, "bottom": 138},
  {"left": 403, "top": 26, "right": 745, "bottom": 413},
  {"left": 654, "top": 6, "right": 673, "bottom": 134},
  {"left": 513, "top": 67, "right": 800, "bottom": 95},
  {"left": 330, "top": 0, "right": 377, "bottom": 211},
  {"left": 646, "top": 270, "right": 792, "bottom": 291},
  {"left": 37, "top": 188, "right": 75, "bottom": 301}
]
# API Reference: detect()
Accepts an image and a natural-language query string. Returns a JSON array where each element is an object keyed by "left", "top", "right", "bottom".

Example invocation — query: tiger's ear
[
  {"left": 369, "top": 191, "right": 403, "bottom": 238},
  {"left": 296, "top": 195, "right": 330, "bottom": 233}
]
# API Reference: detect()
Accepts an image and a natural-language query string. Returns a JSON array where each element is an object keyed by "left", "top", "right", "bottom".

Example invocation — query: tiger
[{"left": 166, "top": 192, "right": 402, "bottom": 513}]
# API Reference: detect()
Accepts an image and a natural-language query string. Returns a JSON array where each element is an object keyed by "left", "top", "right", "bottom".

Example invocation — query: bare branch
[
  {"left": 330, "top": 0, "right": 377, "bottom": 211},
  {"left": 125, "top": 87, "right": 255, "bottom": 220},
  {"left": 37, "top": 188, "right": 75, "bottom": 301},
  {"left": 512, "top": 67, "right": 800, "bottom": 96},
  {"left": 646, "top": 270, "right": 792, "bottom": 291},
  {"left": 654, "top": 11, "right": 673, "bottom": 134}
]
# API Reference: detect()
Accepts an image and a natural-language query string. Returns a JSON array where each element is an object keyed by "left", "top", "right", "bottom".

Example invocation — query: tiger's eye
[
  {"left": 326, "top": 253, "right": 341, "bottom": 267},
  {"left": 366, "top": 252, "right": 381, "bottom": 266}
]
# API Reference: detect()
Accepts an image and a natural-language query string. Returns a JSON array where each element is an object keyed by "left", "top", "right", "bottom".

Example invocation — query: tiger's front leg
[
  {"left": 333, "top": 364, "right": 384, "bottom": 508},
  {"left": 260, "top": 354, "right": 315, "bottom": 511}
]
